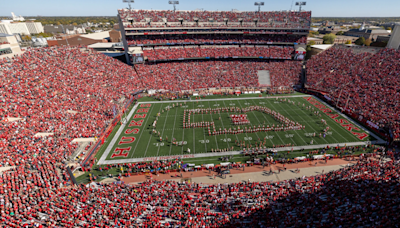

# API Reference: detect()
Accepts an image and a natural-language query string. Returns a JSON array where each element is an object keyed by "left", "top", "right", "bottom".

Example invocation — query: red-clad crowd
[
  {"left": 306, "top": 47, "right": 400, "bottom": 140},
  {"left": 0, "top": 46, "right": 146, "bottom": 171},
  {"left": 143, "top": 46, "right": 294, "bottom": 60},
  {"left": 126, "top": 35, "right": 307, "bottom": 46},
  {"left": 3, "top": 152, "right": 399, "bottom": 227},
  {"left": 136, "top": 60, "right": 302, "bottom": 90},
  {"left": 118, "top": 9, "right": 311, "bottom": 24},
  {"left": 124, "top": 23, "right": 309, "bottom": 29},
  {"left": 2, "top": 44, "right": 399, "bottom": 227}
]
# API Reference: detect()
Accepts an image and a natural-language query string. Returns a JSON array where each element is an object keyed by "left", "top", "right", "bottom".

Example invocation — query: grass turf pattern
[{"left": 98, "top": 96, "right": 376, "bottom": 162}]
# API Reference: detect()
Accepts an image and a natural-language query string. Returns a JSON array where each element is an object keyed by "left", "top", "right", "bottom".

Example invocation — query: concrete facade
[
  {"left": 387, "top": 25, "right": 400, "bottom": 50},
  {"left": 0, "top": 33, "right": 23, "bottom": 58},
  {"left": 0, "top": 22, "right": 44, "bottom": 36}
]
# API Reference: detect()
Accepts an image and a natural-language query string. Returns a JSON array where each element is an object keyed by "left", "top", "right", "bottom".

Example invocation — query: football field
[{"left": 97, "top": 95, "right": 384, "bottom": 165}]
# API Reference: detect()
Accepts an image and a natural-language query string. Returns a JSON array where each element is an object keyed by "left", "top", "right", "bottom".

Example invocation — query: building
[
  {"left": 387, "top": 25, "right": 400, "bottom": 50},
  {"left": 44, "top": 25, "right": 86, "bottom": 35},
  {"left": 0, "top": 33, "right": 23, "bottom": 58},
  {"left": 307, "top": 37, "right": 323, "bottom": 45},
  {"left": 344, "top": 29, "right": 390, "bottom": 41},
  {"left": 0, "top": 21, "right": 44, "bottom": 36},
  {"left": 47, "top": 31, "right": 110, "bottom": 47},
  {"left": 25, "top": 22, "right": 44, "bottom": 34},
  {"left": 109, "top": 30, "right": 121, "bottom": 42}
]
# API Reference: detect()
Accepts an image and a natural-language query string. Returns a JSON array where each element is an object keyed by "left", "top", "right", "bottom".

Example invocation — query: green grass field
[{"left": 96, "top": 95, "right": 380, "bottom": 165}]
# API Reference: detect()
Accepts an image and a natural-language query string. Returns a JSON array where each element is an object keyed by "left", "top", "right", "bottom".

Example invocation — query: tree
[
  {"left": 336, "top": 31, "right": 345, "bottom": 35},
  {"left": 364, "top": 38, "right": 372, "bottom": 46},
  {"left": 386, "top": 27, "right": 392, "bottom": 31},
  {"left": 345, "top": 40, "right": 352, "bottom": 44},
  {"left": 323, "top": 34, "right": 336, "bottom": 44},
  {"left": 308, "top": 40, "right": 316, "bottom": 45},
  {"left": 355, "top": 37, "right": 366, "bottom": 45}
]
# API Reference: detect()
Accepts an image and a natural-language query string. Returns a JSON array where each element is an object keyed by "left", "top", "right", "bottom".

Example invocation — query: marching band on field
[{"left": 182, "top": 105, "right": 304, "bottom": 136}]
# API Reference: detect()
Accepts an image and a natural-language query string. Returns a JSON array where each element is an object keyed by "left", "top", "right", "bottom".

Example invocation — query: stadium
[{"left": 0, "top": 3, "right": 399, "bottom": 228}]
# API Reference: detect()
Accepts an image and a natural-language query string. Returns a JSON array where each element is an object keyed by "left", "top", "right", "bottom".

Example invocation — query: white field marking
[
  {"left": 238, "top": 99, "right": 262, "bottom": 143},
  {"left": 207, "top": 100, "right": 219, "bottom": 150},
  {"left": 140, "top": 104, "right": 162, "bottom": 158},
  {"left": 139, "top": 95, "right": 311, "bottom": 104},
  {"left": 286, "top": 100, "right": 331, "bottom": 145},
  {"left": 313, "top": 96, "right": 385, "bottom": 144},
  {"left": 97, "top": 103, "right": 139, "bottom": 164},
  {"left": 154, "top": 104, "right": 171, "bottom": 157},
  {"left": 274, "top": 100, "right": 307, "bottom": 145},
  {"left": 200, "top": 102, "right": 207, "bottom": 153},
  {"left": 221, "top": 99, "right": 239, "bottom": 146},
  {"left": 250, "top": 99, "right": 286, "bottom": 145},
  {"left": 229, "top": 100, "right": 252, "bottom": 142},
  {"left": 299, "top": 98, "right": 358, "bottom": 143},
  {"left": 192, "top": 102, "right": 196, "bottom": 153},
  {"left": 99, "top": 140, "right": 376, "bottom": 164},
  {"left": 169, "top": 105, "right": 179, "bottom": 156},
  {"left": 215, "top": 100, "right": 230, "bottom": 148}
]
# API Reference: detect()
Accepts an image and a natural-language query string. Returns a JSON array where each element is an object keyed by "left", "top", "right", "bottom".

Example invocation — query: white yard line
[
  {"left": 214, "top": 100, "right": 230, "bottom": 149},
  {"left": 207, "top": 100, "right": 220, "bottom": 150},
  {"left": 313, "top": 97, "right": 385, "bottom": 144},
  {"left": 154, "top": 105, "right": 171, "bottom": 157},
  {"left": 97, "top": 103, "right": 139, "bottom": 164},
  {"left": 169, "top": 106, "right": 179, "bottom": 156},
  {"left": 274, "top": 100, "right": 307, "bottom": 146},
  {"left": 133, "top": 104, "right": 157, "bottom": 158},
  {"left": 192, "top": 102, "right": 196, "bottom": 153},
  {"left": 221, "top": 100, "right": 240, "bottom": 147},
  {"left": 287, "top": 100, "right": 331, "bottom": 145},
  {"left": 237, "top": 99, "right": 263, "bottom": 144},
  {"left": 99, "top": 141, "right": 375, "bottom": 164},
  {"left": 297, "top": 99, "right": 356, "bottom": 143},
  {"left": 250, "top": 99, "right": 286, "bottom": 146},
  {"left": 200, "top": 103, "right": 207, "bottom": 153},
  {"left": 141, "top": 95, "right": 311, "bottom": 104}
]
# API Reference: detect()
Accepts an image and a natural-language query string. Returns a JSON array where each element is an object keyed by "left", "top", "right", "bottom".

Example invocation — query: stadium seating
[
  {"left": 143, "top": 46, "right": 294, "bottom": 60},
  {"left": 118, "top": 9, "right": 311, "bottom": 28},
  {"left": 306, "top": 47, "right": 400, "bottom": 140},
  {"left": 136, "top": 60, "right": 302, "bottom": 90},
  {"left": 2, "top": 152, "right": 399, "bottom": 227},
  {"left": 0, "top": 47, "right": 142, "bottom": 170},
  {"left": 126, "top": 35, "right": 308, "bottom": 45},
  {"left": 1, "top": 43, "right": 398, "bottom": 227}
]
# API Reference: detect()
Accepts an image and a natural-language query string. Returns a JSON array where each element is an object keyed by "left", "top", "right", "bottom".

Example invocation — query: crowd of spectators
[
  {"left": 306, "top": 47, "right": 400, "bottom": 140},
  {"left": 0, "top": 46, "right": 144, "bottom": 189},
  {"left": 3, "top": 152, "right": 399, "bottom": 227},
  {"left": 136, "top": 60, "right": 302, "bottom": 90},
  {"left": 2, "top": 44, "right": 399, "bottom": 227},
  {"left": 143, "top": 46, "right": 294, "bottom": 60},
  {"left": 123, "top": 22, "right": 309, "bottom": 29},
  {"left": 118, "top": 9, "right": 311, "bottom": 24},
  {"left": 126, "top": 34, "right": 307, "bottom": 46}
]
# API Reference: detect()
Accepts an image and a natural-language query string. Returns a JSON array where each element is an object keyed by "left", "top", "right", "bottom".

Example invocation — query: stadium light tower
[
  {"left": 123, "top": 0, "right": 134, "bottom": 10},
  {"left": 254, "top": 2, "right": 264, "bottom": 12},
  {"left": 169, "top": 1, "right": 179, "bottom": 12},
  {"left": 295, "top": 2, "right": 306, "bottom": 11}
]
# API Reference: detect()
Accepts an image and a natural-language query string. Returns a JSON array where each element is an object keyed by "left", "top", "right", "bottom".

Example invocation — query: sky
[{"left": 1, "top": 0, "right": 400, "bottom": 17}]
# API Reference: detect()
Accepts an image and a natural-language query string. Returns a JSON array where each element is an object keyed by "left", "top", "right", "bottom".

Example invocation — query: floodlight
[
  {"left": 169, "top": 1, "right": 179, "bottom": 11},
  {"left": 254, "top": 2, "right": 264, "bottom": 12},
  {"left": 123, "top": 0, "right": 134, "bottom": 10},
  {"left": 295, "top": 2, "right": 306, "bottom": 11}
]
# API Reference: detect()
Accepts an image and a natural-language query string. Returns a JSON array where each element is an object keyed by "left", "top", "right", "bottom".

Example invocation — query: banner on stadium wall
[
  {"left": 113, "top": 105, "right": 117, "bottom": 118},
  {"left": 366, "top": 120, "right": 379, "bottom": 129},
  {"left": 324, "top": 95, "right": 331, "bottom": 101}
]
